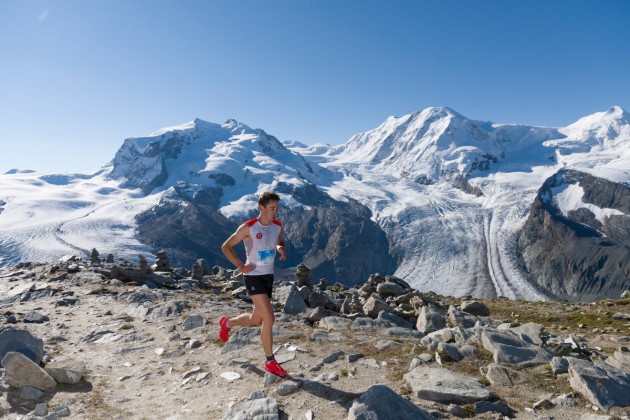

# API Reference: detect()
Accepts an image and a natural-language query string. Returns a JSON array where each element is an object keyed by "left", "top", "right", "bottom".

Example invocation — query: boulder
[
  {"left": 416, "top": 305, "right": 447, "bottom": 333},
  {"left": 44, "top": 360, "right": 85, "bottom": 384},
  {"left": 1, "top": 351, "right": 57, "bottom": 391},
  {"left": 460, "top": 300, "right": 490, "bottom": 317},
  {"left": 567, "top": 357, "right": 630, "bottom": 409},
  {"left": 275, "top": 285, "right": 307, "bottom": 315},
  {"left": 363, "top": 295, "right": 395, "bottom": 318},
  {"left": 404, "top": 366, "right": 494, "bottom": 404},
  {"left": 222, "top": 395, "right": 279, "bottom": 420},
  {"left": 483, "top": 363, "right": 532, "bottom": 386},
  {"left": 348, "top": 384, "right": 435, "bottom": 420},
  {"left": 0, "top": 327, "right": 44, "bottom": 364}
]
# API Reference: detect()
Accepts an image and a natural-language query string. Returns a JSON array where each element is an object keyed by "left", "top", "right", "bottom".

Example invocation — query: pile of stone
[
  {"left": 152, "top": 250, "right": 172, "bottom": 272},
  {"left": 2, "top": 258, "right": 630, "bottom": 418},
  {"left": 261, "top": 267, "right": 630, "bottom": 413},
  {"left": 192, "top": 258, "right": 209, "bottom": 280},
  {"left": 0, "top": 328, "right": 83, "bottom": 418}
]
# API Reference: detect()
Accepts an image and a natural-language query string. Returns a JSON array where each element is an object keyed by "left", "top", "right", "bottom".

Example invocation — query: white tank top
[{"left": 243, "top": 217, "right": 282, "bottom": 275}]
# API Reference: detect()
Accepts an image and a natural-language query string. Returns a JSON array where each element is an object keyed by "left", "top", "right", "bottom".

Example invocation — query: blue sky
[{"left": 1, "top": 0, "right": 629, "bottom": 174}]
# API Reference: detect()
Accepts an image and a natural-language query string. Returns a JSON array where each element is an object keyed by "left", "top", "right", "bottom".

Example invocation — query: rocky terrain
[
  {"left": 519, "top": 169, "right": 630, "bottom": 301},
  {"left": 1, "top": 252, "right": 630, "bottom": 419}
]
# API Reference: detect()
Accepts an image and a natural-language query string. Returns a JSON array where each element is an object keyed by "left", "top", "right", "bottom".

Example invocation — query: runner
[{"left": 219, "top": 191, "right": 288, "bottom": 376}]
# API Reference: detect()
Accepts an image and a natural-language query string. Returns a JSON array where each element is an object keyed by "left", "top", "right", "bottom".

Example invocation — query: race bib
[{"left": 257, "top": 249, "right": 275, "bottom": 265}]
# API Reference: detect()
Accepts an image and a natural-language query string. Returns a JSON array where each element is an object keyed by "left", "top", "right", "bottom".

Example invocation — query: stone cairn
[
  {"left": 138, "top": 255, "right": 149, "bottom": 274},
  {"left": 89, "top": 248, "right": 100, "bottom": 265},
  {"left": 152, "top": 250, "right": 172, "bottom": 272},
  {"left": 192, "top": 259, "right": 209, "bottom": 280},
  {"left": 295, "top": 264, "right": 312, "bottom": 288},
  {"left": 105, "top": 254, "right": 114, "bottom": 263}
]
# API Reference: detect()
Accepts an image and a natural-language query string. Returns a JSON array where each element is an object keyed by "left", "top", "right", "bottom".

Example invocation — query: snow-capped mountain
[{"left": 1, "top": 106, "right": 628, "bottom": 300}]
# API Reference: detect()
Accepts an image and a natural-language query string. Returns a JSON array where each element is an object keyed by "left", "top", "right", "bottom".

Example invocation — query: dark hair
[{"left": 258, "top": 191, "right": 280, "bottom": 207}]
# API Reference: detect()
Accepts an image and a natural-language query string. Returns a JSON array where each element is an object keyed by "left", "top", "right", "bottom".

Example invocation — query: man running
[{"left": 219, "top": 192, "right": 288, "bottom": 377}]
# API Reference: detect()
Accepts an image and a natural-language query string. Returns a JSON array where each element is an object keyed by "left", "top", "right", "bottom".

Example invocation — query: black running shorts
[{"left": 244, "top": 274, "right": 274, "bottom": 298}]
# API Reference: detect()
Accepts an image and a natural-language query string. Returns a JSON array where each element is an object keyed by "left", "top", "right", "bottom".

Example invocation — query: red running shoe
[
  {"left": 219, "top": 316, "right": 230, "bottom": 342},
  {"left": 264, "top": 359, "right": 287, "bottom": 377}
]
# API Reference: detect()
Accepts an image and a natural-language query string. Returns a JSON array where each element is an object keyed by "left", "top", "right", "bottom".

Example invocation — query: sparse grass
[
  {"left": 119, "top": 323, "right": 134, "bottom": 330},
  {"left": 399, "top": 384, "right": 412, "bottom": 396},
  {"left": 339, "top": 369, "right": 348, "bottom": 377},
  {"left": 478, "top": 376, "right": 491, "bottom": 386}
]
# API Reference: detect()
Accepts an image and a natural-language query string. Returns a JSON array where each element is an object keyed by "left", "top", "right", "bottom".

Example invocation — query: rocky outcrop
[
  {"left": 2, "top": 259, "right": 630, "bottom": 418},
  {"left": 276, "top": 183, "right": 397, "bottom": 286},
  {"left": 136, "top": 182, "right": 397, "bottom": 286},
  {"left": 135, "top": 184, "right": 237, "bottom": 270},
  {"left": 519, "top": 169, "right": 630, "bottom": 301}
]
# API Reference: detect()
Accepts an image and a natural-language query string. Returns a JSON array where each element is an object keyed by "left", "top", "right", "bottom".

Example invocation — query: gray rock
[
  {"left": 222, "top": 396, "right": 279, "bottom": 420},
  {"left": 351, "top": 318, "right": 395, "bottom": 332},
  {"left": 55, "top": 405, "right": 71, "bottom": 417},
  {"left": 274, "top": 352, "right": 296, "bottom": 364},
  {"left": 605, "top": 347, "right": 630, "bottom": 372},
  {"left": 34, "top": 402, "right": 48, "bottom": 416},
  {"left": 276, "top": 380, "right": 300, "bottom": 396},
  {"left": 23, "top": 310, "right": 49, "bottom": 323},
  {"left": 149, "top": 301, "right": 188, "bottom": 319},
  {"left": 322, "top": 351, "right": 345, "bottom": 363},
  {"left": 313, "top": 372, "right": 339, "bottom": 382},
  {"left": 0, "top": 327, "right": 44, "bottom": 364},
  {"left": 404, "top": 366, "right": 493, "bottom": 404},
  {"left": 459, "top": 344, "right": 479, "bottom": 358},
  {"left": 416, "top": 305, "right": 447, "bottom": 333},
  {"left": 484, "top": 363, "right": 532, "bottom": 386},
  {"left": 437, "top": 342, "right": 462, "bottom": 361},
  {"left": 348, "top": 384, "right": 435, "bottom": 420},
  {"left": 307, "top": 291, "right": 328, "bottom": 308},
  {"left": 301, "top": 307, "right": 336, "bottom": 323},
  {"left": 551, "top": 356, "right": 570, "bottom": 374},
  {"left": 384, "top": 327, "right": 425, "bottom": 339},
  {"left": 481, "top": 329, "right": 553, "bottom": 367},
  {"left": 309, "top": 331, "right": 345, "bottom": 342},
  {"left": 567, "top": 356, "right": 630, "bottom": 409},
  {"left": 460, "top": 300, "right": 490, "bottom": 316},
  {"left": 551, "top": 392, "right": 580, "bottom": 407},
  {"left": 363, "top": 295, "right": 395, "bottom": 318},
  {"left": 421, "top": 328, "right": 455, "bottom": 352},
  {"left": 375, "top": 340, "right": 399, "bottom": 350},
  {"left": 182, "top": 314, "right": 206, "bottom": 331},
  {"left": 347, "top": 353, "right": 364, "bottom": 363},
  {"left": 510, "top": 322, "right": 546, "bottom": 345},
  {"left": 20, "top": 386, "right": 44, "bottom": 400},
  {"left": 473, "top": 400, "right": 516, "bottom": 417},
  {"left": 275, "top": 285, "right": 307, "bottom": 315},
  {"left": 418, "top": 353, "right": 433, "bottom": 363},
  {"left": 318, "top": 316, "right": 352, "bottom": 331},
  {"left": 221, "top": 327, "right": 260, "bottom": 354},
  {"left": 378, "top": 311, "right": 412, "bottom": 329},
  {"left": 2, "top": 351, "right": 57, "bottom": 391},
  {"left": 118, "top": 303, "right": 151, "bottom": 319},
  {"left": 44, "top": 360, "right": 84, "bottom": 384},
  {"left": 376, "top": 282, "right": 405, "bottom": 296},
  {"left": 447, "top": 305, "right": 477, "bottom": 328}
]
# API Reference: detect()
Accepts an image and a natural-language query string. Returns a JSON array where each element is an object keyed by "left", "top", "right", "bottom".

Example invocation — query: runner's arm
[{"left": 222, "top": 224, "right": 253, "bottom": 273}]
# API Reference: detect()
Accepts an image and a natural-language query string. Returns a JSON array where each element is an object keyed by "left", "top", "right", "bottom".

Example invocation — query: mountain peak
[{"left": 605, "top": 105, "right": 627, "bottom": 117}]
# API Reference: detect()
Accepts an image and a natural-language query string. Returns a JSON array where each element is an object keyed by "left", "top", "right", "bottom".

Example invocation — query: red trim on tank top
[
  {"left": 244, "top": 218, "right": 258, "bottom": 227},
  {"left": 273, "top": 219, "right": 282, "bottom": 226}
]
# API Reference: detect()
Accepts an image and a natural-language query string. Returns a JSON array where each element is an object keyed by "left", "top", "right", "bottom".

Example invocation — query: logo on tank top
[{"left": 256, "top": 233, "right": 263, "bottom": 239}]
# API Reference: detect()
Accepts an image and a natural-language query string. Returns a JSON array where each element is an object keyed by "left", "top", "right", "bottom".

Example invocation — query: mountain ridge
[{"left": 1, "top": 106, "right": 629, "bottom": 300}]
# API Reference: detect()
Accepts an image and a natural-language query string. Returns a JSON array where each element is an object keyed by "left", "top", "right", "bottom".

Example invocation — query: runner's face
[{"left": 260, "top": 200, "right": 279, "bottom": 221}]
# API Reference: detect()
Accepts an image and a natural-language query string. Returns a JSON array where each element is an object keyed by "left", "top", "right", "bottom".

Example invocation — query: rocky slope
[
  {"left": 519, "top": 169, "right": 630, "bottom": 301},
  {"left": 1, "top": 255, "right": 630, "bottom": 419}
]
